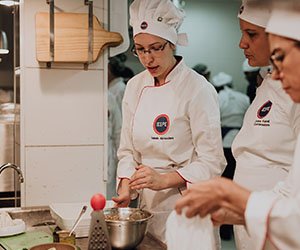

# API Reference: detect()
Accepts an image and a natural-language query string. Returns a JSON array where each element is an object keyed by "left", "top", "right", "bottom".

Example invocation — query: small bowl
[
  {"left": 29, "top": 243, "right": 76, "bottom": 250},
  {"left": 104, "top": 207, "right": 153, "bottom": 250}
]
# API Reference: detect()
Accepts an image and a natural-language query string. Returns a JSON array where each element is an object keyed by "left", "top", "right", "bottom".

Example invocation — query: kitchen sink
[{"left": 7, "top": 206, "right": 55, "bottom": 228}]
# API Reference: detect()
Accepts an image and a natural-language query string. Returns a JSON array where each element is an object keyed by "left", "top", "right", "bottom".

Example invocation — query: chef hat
[
  {"left": 212, "top": 72, "right": 233, "bottom": 87},
  {"left": 238, "top": 0, "right": 271, "bottom": 28},
  {"left": 266, "top": 2, "right": 300, "bottom": 42},
  {"left": 129, "top": 0, "right": 188, "bottom": 46},
  {"left": 242, "top": 59, "right": 260, "bottom": 72}
]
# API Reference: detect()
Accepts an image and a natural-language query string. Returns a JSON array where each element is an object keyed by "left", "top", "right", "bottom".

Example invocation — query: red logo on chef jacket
[
  {"left": 153, "top": 114, "right": 170, "bottom": 135},
  {"left": 257, "top": 100, "right": 273, "bottom": 119},
  {"left": 140, "top": 21, "right": 148, "bottom": 30}
]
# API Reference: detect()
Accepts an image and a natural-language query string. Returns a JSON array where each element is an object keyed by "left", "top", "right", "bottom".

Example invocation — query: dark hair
[{"left": 109, "top": 55, "right": 126, "bottom": 77}]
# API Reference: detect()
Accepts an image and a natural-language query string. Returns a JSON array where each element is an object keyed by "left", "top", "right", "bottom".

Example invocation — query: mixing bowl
[{"left": 104, "top": 207, "right": 153, "bottom": 249}]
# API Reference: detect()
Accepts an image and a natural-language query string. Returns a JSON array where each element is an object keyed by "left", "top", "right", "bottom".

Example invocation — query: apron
[
  {"left": 131, "top": 84, "right": 188, "bottom": 243},
  {"left": 139, "top": 185, "right": 182, "bottom": 243}
]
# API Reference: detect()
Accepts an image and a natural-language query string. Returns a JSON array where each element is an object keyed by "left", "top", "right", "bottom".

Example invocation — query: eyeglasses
[
  {"left": 131, "top": 41, "right": 169, "bottom": 57},
  {"left": 270, "top": 43, "right": 297, "bottom": 72}
]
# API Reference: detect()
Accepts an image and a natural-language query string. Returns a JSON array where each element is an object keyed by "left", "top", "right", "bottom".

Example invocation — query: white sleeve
[
  {"left": 245, "top": 191, "right": 278, "bottom": 250},
  {"left": 177, "top": 84, "right": 226, "bottom": 182},
  {"left": 266, "top": 196, "right": 300, "bottom": 250},
  {"left": 246, "top": 192, "right": 300, "bottom": 250},
  {"left": 269, "top": 105, "right": 300, "bottom": 198},
  {"left": 116, "top": 84, "right": 140, "bottom": 180}
]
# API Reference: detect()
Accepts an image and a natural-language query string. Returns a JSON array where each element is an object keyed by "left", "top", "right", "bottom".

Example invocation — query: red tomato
[{"left": 90, "top": 193, "right": 106, "bottom": 211}]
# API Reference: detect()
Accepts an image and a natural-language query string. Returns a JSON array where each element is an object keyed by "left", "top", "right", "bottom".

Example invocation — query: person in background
[
  {"left": 108, "top": 55, "right": 127, "bottom": 112},
  {"left": 211, "top": 72, "right": 250, "bottom": 240},
  {"left": 193, "top": 63, "right": 211, "bottom": 81},
  {"left": 242, "top": 59, "right": 260, "bottom": 103},
  {"left": 113, "top": 0, "right": 225, "bottom": 243},
  {"left": 107, "top": 54, "right": 127, "bottom": 199},
  {"left": 122, "top": 66, "right": 135, "bottom": 84},
  {"left": 175, "top": 2, "right": 300, "bottom": 249},
  {"left": 107, "top": 92, "right": 122, "bottom": 199}
]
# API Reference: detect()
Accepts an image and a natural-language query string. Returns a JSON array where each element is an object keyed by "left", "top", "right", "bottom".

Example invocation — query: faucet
[{"left": 0, "top": 163, "right": 24, "bottom": 183}]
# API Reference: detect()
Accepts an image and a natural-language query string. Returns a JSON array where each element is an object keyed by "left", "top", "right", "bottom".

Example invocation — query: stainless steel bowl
[{"left": 104, "top": 207, "right": 153, "bottom": 249}]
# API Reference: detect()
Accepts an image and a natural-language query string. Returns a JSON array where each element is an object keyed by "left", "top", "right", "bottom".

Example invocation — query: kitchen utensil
[
  {"left": 57, "top": 230, "right": 76, "bottom": 245},
  {"left": 36, "top": 12, "right": 123, "bottom": 63},
  {"left": 68, "top": 205, "right": 87, "bottom": 237},
  {"left": 88, "top": 193, "right": 111, "bottom": 250},
  {"left": 104, "top": 207, "right": 153, "bottom": 249},
  {"left": 29, "top": 242, "right": 76, "bottom": 250},
  {"left": 50, "top": 201, "right": 114, "bottom": 237}
]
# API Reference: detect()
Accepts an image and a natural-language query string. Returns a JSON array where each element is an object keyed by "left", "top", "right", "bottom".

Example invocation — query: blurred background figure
[
  {"left": 212, "top": 72, "right": 250, "bottom": 241},
  {"left": 107, "top": 92, "right": 122, "bottom": 199},
  {"left": 242, "top": 59, "right": 260, "bottom": 103},
  {"left": 122, "top": 66, "right": 134, "bottom": 85},
  {"left": 108, "top": 54, "right": 128, "bottom": 112},
  {"left": 192, "top": 63, "right": 211, "bottom": 81},
  {"left": 107, "top": 53, "right": 129, "bottom": 199}
]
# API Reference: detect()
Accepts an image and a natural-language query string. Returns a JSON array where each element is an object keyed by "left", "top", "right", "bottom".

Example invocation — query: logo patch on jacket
[
  {"left": 257, "top": 100, "right": 272, "bottom": 119},
  {"left": 140, "top": 21, "right": 148, "bottom": 30},
  {"left": 153, "top": 114, "right": 170, "bottom": 135}
]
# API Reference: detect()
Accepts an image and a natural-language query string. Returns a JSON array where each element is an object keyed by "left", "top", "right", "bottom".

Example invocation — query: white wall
[{"left": 177, "top": 0, "right": 247, "bottom": 92}]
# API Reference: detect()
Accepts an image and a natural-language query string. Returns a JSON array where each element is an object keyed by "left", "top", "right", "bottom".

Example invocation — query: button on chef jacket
[
  {"left": 232, "top": 74, "right": 300, "bottom": 250},
  {"left": 117, "top": 56, "right": 226, "bottom": 242}
]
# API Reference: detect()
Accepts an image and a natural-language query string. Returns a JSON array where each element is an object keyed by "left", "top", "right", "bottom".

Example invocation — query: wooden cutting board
[{"left": 36, "top": 12, "right": 123, "bottom": 63}]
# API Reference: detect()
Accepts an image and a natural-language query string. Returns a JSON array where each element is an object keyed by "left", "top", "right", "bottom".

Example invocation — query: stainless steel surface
[
  {"left": 68, "top": 205, "right": 87, "bottom": 236},
  {"left": 0, "top": 30, "right": 9, "bottom": 54},
  {"left": 0, "top": 163, "right": 23, "bottom": 183},
  {"left": 104, "top": 207, "right": 153, "bottom": 249},
  {"left": 0, "top": 103, "right": 20, "bottom": 193},
  {"left": 7, "top": 206, "right": 54, "bottom": 227}
]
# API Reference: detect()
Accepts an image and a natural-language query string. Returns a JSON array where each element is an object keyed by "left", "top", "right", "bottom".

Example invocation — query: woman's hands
[
  {"left": 175, "top": 177, "right": 251, "bottom": 223},
  {"left": 211, "top": 208, "right": 245, "bottom": 226},
  {"left": 112, "top": 178, "right": 131, "bottom": 207},
  {"left": 129, "top": 165, "right": 166, "bottom": 191},
  {"left": 113, "top": 165, "right": 186, "bottom": 207}
]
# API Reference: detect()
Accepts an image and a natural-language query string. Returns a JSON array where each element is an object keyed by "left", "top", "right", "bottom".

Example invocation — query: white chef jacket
[
  {"left": 107, "top": 92, "right": 122, "bottom": 199},
  {"left": 245, "top": 134, "right": 300, "bottom": 250},
  {"left": 117, "top": 57, "right": 226, "bottom": 242},
  {"left": 108, "top": 77, "right": 126, "bottom": 113},
  {"left": 232, "top": 74, "right": 300, "bottom": 250},
  {"left": 218, "top": 86, "right": 250, "bottom": 148}
]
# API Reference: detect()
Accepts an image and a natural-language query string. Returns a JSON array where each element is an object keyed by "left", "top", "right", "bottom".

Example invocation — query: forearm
[
  {"left": 220, "top": 178, "right": 251, "bottom": 216},
  {"left": 162, "top": 171, "right": 187, "bottom": 189},
  {"left": 117, "top": 178, "right": 130, "bottom": 195}
]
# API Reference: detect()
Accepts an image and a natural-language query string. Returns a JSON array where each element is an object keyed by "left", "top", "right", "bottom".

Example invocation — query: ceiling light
[{"left": 0, "top": 1, "right": 18, "bottom": 7}]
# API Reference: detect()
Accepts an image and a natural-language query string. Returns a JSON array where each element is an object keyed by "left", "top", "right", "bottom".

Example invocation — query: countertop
[
  {"left": 3, "top": 206, "right": 167, "bottom": 250},
  {"left": 0, "top": 206, "right": 167, "bottom": 250}
]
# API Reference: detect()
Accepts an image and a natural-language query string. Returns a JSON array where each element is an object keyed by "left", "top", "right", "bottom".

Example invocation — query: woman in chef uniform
[
  {"left": 231, "top": 0, "right": 300, "bottom": 249},
  {"left": 176, "top": 3, "right": 300, "bottom": 249},
  {"left": 112, "top": 0, "right": 225, "bottom": 243}
]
